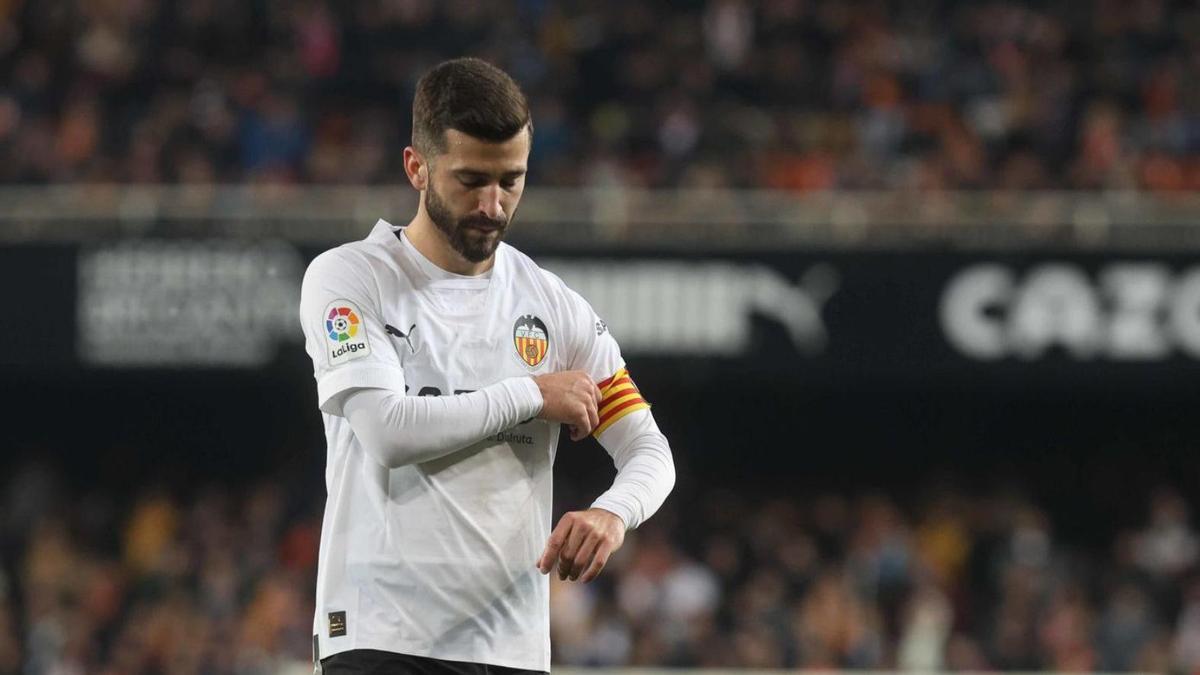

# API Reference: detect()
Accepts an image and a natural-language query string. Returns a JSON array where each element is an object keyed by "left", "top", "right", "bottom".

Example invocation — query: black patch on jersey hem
[{"left": 328, "top": 611, "right": 347, "bottom": 637}]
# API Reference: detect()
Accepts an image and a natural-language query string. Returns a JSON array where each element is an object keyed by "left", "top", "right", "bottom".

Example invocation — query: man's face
[{"left": 422, "top": 128, "right": 530, "bottom": 263}]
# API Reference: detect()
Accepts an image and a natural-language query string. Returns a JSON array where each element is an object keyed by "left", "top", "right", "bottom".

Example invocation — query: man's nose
[{"left": 477, "top": 185, "right": 504, "bottom": 220}]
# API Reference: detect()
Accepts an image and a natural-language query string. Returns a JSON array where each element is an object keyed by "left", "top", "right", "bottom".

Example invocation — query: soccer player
[{"left": 299, "top": 58, "right": 676, "bottom": 674}]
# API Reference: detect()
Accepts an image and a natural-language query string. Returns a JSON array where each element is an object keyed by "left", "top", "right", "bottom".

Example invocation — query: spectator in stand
[
  {"left": 0, "top": 1, "right": 1196, "bottom": 191},
  {"left": 2, "top": 457, "right": 1198, "bottom": 672}
]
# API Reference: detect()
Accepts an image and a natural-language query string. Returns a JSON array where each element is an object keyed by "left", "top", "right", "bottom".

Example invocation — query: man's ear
[{"left": 403, "top": 146, "right": 428, "bottom": 191}]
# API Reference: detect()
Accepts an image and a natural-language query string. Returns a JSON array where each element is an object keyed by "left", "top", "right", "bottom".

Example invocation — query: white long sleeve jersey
[{"left": 299, "top": 220, "right": 675, "bottom": 671}]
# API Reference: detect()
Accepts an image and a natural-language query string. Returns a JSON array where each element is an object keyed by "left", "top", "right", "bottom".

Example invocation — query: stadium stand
[
  {"left": 0, "top": 0, "right": 1197, "bottom": 190},
  {"left": 1, "top": 461, "right": 1197, "bottom": 672}
]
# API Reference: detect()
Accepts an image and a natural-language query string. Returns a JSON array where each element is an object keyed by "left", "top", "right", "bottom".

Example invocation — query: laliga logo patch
[
  {"left": 326, "top": 306, "right": 361, "bottom": 342},
  {"left": 324, "top": 300, "right": 371, "bottom": 366},
  {"left": 513, "top": 314, "right": 549, "bottom": 367}
]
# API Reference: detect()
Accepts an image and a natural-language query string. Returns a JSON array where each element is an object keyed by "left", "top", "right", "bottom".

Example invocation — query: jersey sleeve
[
  {"left": 556, "top": 282, "right": 650, "bottom": 437},
  {"left": 300, "top": 249, "right": 406, "bottom": 416}
]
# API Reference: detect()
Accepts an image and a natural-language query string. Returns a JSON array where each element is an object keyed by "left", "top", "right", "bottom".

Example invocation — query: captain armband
[{"left": 593, "top": 367, "right": 650, "bottom": 436}]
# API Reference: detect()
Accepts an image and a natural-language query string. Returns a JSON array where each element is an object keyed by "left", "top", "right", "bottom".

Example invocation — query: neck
[{"left": 404, "top": 208, "right": 495, "bottom": 277}]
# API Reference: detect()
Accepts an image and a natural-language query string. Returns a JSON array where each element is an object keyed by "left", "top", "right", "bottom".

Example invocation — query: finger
[
  {"left": 540, "top": 519, "right": 571, "bottom": 574},
  {"left": 569, "top": 534, "right": 602, "bottom": 582},
  {"left": 538, "top": 518, "right": 574, "bottom": 574},
  {"left": 557, "top": 519, "right": 589, "bottom": 580},
  {"left": 586, "top": 399, "right": 599, "bottom": 434},
  {"left": 570, "top": 404, "right": 593, "bottom": 440},
  {"left": 591, "top": 382, "right": 602, "bottom": 404},
  {"left": 570, "top": 413, "right": 587, "bottom": 440},
  {"left": 579, "top": 543, "right": 612, "bottom": 583},
  {"left": 558, "top": 519, "right": 590, "bottom": 580}
]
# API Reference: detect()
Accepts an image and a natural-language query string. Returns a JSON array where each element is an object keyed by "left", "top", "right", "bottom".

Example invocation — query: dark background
[{"left": 5, "top": 243, "right": 1197, "bottom": 551}]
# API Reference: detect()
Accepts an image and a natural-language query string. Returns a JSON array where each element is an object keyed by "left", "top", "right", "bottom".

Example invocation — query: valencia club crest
[{"left": 513, "top": 315, "right": 549, "bottom": 367}]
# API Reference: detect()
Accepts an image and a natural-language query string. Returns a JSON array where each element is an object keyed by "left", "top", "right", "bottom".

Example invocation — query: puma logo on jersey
[{"left": 385, "top": 322, "right": 418, "bottom": 353}]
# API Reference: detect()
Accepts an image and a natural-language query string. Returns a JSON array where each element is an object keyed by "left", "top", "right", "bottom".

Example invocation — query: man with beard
[{"left": 299, "top": 58, "right": 676, "bottom": 675}]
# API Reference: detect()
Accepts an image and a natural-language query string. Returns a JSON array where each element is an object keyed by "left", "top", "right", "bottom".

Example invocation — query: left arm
[
  {"left": 589, "top": 410, "right": 675, "bottom": 531},
  {"left": 535, "top": 275, "right": 676, "bottom": 582},
  {"left": 537, "top": 377, "right": 675, "bottom": 583},
  {"left": 536, "top": 409, "right": 675, "bottom": 582}
]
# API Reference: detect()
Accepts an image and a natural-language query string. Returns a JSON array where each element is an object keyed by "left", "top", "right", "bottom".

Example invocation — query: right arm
[
  {"left": 342, "top": 369, "right": 602, "bottom": 469},
  {"left": 341, "top": 380, "right": 541, "bottom": 468}
]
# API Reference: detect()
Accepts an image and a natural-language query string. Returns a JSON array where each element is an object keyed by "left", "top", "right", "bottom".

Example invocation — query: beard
[{"left": 424, "top": 178, "right": 510, "bottom": 264}]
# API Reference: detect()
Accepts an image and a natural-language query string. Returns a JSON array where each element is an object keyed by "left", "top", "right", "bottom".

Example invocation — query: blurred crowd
[
  {"left": 553, "top": 486, "right": 1200, "bottom": 671},
  {"left": 0, "top": 464, "right": 319, "bottom": 675},
  {"left": 0, "top": 0, "right": 1198, "bottom": 190},
  {"left": 2, "top": 461, "right": 1199, "bottom": 673}
]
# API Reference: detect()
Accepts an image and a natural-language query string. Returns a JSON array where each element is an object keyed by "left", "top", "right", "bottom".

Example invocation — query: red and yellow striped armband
[{"left": 593, "top": 367, "right": 650, "bottom": 436}]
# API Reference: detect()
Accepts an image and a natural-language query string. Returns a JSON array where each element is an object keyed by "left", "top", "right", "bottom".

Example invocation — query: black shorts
[{"left": 319, "top": 649, "right": 548, "bottom": 675}]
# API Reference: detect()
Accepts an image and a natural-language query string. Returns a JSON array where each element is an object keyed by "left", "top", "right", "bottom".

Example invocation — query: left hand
[{"left": 536, "top": 508, "right": 626, "bottom": 582}]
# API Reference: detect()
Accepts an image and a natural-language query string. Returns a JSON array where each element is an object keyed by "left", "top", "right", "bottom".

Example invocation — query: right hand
[{"left": 533, "top": 371, "right": 602, "bottom": 440}]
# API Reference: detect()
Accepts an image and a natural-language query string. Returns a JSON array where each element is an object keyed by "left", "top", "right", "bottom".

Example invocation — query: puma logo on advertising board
[{"left": 543, "top": 260, "right": 837, "bottom": 356}]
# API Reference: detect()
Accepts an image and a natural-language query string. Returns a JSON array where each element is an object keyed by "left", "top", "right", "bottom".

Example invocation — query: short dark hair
[{"left": 412, "top": 58, "right": 532, "bottom": 155}]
